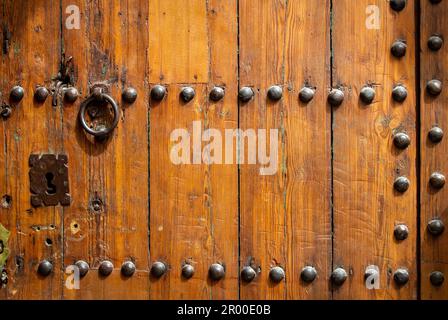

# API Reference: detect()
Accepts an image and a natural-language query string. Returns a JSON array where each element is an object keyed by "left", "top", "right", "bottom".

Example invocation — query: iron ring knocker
[{"left": 78, "top": 91, "right": 120, "bottom": 137}]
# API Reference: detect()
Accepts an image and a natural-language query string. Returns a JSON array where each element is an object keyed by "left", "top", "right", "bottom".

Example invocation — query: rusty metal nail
[
  {"left": 394, "top": 176, "right": 410, "bottom": 193},
  {"left": 430, "top": 271, "right": 444, "bottom": 287},
  {"left": 239, "top": 87, "right": 254, "bottom": 103},
  {"left": 209, "top": 263, "right": 225, "bottom": 281},
  {"left": 394, "top": 224, "right": 409, "bottom": 241},
  {"left": 150, "top": 85, "right": 166, "bottom": 101},
  {"left": 269, "top": 266, "right": 285, "bottom": 283},
  {"left": 181, "top": 264, "right": 195, "bottom": 279},
  {"left": 299, "top": 87, "right": 315, "bottom": 103},
  {"left": 430, "top": 172, "right": 446, "bottom": 189},
  {"left": 35, "top": 87, "right": 49, "bottom": 103},
  {"left": 301, "top": 266, "right": 317, "bottom": 283},
  {"left": 360, "top": 86, "right": 375, "bottom": 104},
  {"left": 390, "top": 0, "right": 406, "bottom": 12},
  {"left": 241, "top": 266, "right": 257, "bottom": 282},
  {"left": 328, "top": 89, "right": 344, "bottom": 106},
  {"left": 0, "top": 106, "right": 12, "bottom": 119},
  {"left": 428, "top": 219, "right": 445, "bottom": 236},
  {"left": 121, "top": 261, "right": 136, "bottom": 277},
  {"left": 180, "top": 87, "right": 195, "bottom": 103},
  {"left": 427, "top": 79, "right": 443, "bottom": 96},
  {"left": 151, "top": 261, "right": 167, "bottom": 278},
  {"left": 64, "top": 87, "right": 79, "bottom": 103},
  {"left": 391, "top": 40, "right": 407, "bottom": 58},
  {"left": 122, "top": 87, "right": 138, "bottom": 104},
  {"left": 331, "top": 267, "right": 347, "bottom": 286},
  {"left": 393, "top": 268, "right": 409, "bottom": 286},
  {"left": 210, "top": 87, "right": 225, "bottom": 101},
  {"left": 393, "top": 132, "right": 411, "bottom": 149},
  {"left": 392, "top": 85, "right": 407, "bottom": 102},
  {"left": 98, "top": 260, "right": 114, "bottom": 277},
  {"left": 37, "top": 260, "right": 53, "bottom": 277},
  {"left": 428, "top": 127, "right": 444, "bottom": 143},
  {"left": 267, "top": 85, "right": 283, "bottom": 101},
  {"left": 10, "top": 86, "right": 24, "bottom": 102},
  {"left": 428, "top": 34, "right": 443, "bottom": 51},
  {"left": 75, "top": 260, "right": 90, "bottom": 278}
]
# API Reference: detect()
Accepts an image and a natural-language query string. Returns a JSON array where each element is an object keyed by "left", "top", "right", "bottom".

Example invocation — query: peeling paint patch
[{"left": 0, "top": 223, "right": 11, "bottom": 269}]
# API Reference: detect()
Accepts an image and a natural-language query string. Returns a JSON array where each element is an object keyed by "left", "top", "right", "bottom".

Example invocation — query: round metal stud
[
  {"left": 392, "top": 85, "right": 408, "bottom": 102},
  {"left": 181, "top": 264, "right": 195, "bottom": 279},
  {"left": 393, "top": 268, "right": 409, "bottom": 286},
  {"left": 391, "top": 40, "right": 407, "bottom": 58},
  {"left": 393, "top": 132, "right": 411, "bottom": 150},
  {"left": 122, "top": 87, "right": 137, "bottom": 104},
  {"left": 394, "top": 176, "right": 410, "bottom": 193},
  {"left": 328, "top": 89, "right": 344, "bottom": 107},
  {"left": 64, "top": 87, "right": 79, "bottom": 103},
  {"left": 300, "top": 266, "right": 317, "bottom": 283},
  {"left": 180, "top": 87, "right": 195, "bottom": 103},
  {"left": 150, "top": 85, "right": 167, "bottom": 101},
  {"left": 121, "top": 261, "right": 136, "bottom": 277},
  {"left": 209, "top": 263, "right": 225, "bottom": 281},
  {"left": 394, "top": 224, "right": 409, "bottom": 241},
  {"left": 331, "top": 267, "right": 347, "bottom": 286},
  {"left": 299, "top": 87, "right": 315, "bottom": 103},
  {"left": 34, "top": 87, "right": 49, "bottom": 103},
  {"left": 210, "top": 87, "right": 225, "bottom": 102},
  {"left": 429, "top": 0, "right": 442, "bottom": 4},
  {"left": 429, "top": 172, "right": 446, "bottom": 189},
  {"left": 75, "top": 260, "right": 90, "bottom": 278},
  {"left": 37, "top": 260, "right": 53, "bottom": 277},
  {"left": 360, "top": 86, "right": 375, "bottom": 104},
  {"left": 428, "top": 35, "right": 443, "bottom": 51},
  {"left": 428, "top": 127, "right": 444, "bottom": 143},
  {"left": 430, "top": 271, "right": 445, "bottom": 287},
  {"left": 269, "top": 266, "right": 285, "bottom": 283},
  {"left": 390, "top": 0, "right": 406, "bottom": 12},
  {"left": 241, "top": 266, "right": 257, "bottom": 283},
  {"left": 239, "top": 87, "right": 254, "bottom": 103},
  {"left": 10, "top": 86, "right": 24, "bottom": 102},
  {"left": 151, "top": 261, "right": 167, "bottom": 278},
  {"left": 98, "top": 260, "right": 114, "bottom": 277},
  {"left": 0, "top": 106, "right": 12, "bottom": 119},
  {"left": 427, "top": 219, "right": 445, "bottom": 236},
  {"left": 267, "top": 85, "right": 283, "bottom": 101},
  {"left": 426, "top": 79, "right": 443, "bottom": 96}
]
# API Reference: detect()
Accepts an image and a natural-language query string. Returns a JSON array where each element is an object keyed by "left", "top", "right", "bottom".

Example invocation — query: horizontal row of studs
[{"left": 34, "top": 259, "right": 445, "bottom": 288}]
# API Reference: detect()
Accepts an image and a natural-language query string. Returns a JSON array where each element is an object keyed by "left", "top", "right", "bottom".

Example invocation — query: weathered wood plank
[
  {"left": 420, "top": 0, "right": 448, "bottom": 300},
  {"left": 0, "top": 0, "right": 63, "bottom": 299},
  {"left": 284, "top": 0, "right": 332, "bottom": 300},
  {"left": 149, "top": 0, "right": 238, "bottom": 300},
  {"left": 239, "top": 0, "right": 287, "bottom": 300},
  {"left": 332, "top": 0, "right": 417, "bottom": 299},
  {"left": 149, "top": 0, "right": 209, "bottom": 84},
  {"left": 61, "top": 0, "right": 150, "bottom": 299}
]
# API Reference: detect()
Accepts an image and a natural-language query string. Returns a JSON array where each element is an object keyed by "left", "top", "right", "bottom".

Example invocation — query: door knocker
[{"left": 78, "top": 87, "right": 120, "bottom": 138}]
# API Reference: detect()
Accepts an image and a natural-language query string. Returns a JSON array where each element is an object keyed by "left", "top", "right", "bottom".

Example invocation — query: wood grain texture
[
  {"left": 284, "top": 0, "right": 332, "bottom": 300},
  {"left": 420, "top": 0, "right": 448, "bottom": 300},
  {"left": 0, "top": 0, "right": 63, "bottom": 299},
  {"left": 149, "top": 0, "right": 238, "bottom": 299},
  {"left": 61, "top": 0, "right": 150, "bottom": 299},
  {"left": 332, "top": 0, "right": 417, "bottom": 299},
  {"left": 149, "top": 0, "right": 209, "bottom": 83},
  {"left": 239, "top": 0, "right": 287, "bottom": 300}
]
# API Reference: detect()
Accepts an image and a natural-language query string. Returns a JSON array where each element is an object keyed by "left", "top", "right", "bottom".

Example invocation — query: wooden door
[{"left": 0, "top": 0, "right": 446, "bottom": 300}]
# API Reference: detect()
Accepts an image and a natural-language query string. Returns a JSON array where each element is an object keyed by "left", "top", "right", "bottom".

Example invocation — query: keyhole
[{"left": 45, "top": 172, "right": 57, "bottom": 195}]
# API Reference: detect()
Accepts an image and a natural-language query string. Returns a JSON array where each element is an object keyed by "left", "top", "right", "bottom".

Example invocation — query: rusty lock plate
[{"left": 29, "top": 154, "right": 71, "bottom": 207}]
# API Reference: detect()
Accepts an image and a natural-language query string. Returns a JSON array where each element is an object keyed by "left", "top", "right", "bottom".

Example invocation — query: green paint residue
[{"left": 0, "top": 223, "right": 11, "bottom": 269}]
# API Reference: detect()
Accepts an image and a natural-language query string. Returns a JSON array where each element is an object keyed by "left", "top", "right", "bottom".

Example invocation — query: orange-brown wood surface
[
  {"left": 61, "top": 0, "right": 150, "bottom": 299},
  {"left": 0, "top": 0, "right": 63, "bottom": 299},
  {"left": 149, "top": 0, "right": 238, "bottom": 299},
  {"left": 0, "top": 0, "right": 446, "bottom": 300},
  {"left": 420, "top": 0, "right": 448, "bottom": 300},
  {"left": 332, "top": 0, "right": 417, "bottom": 299}
]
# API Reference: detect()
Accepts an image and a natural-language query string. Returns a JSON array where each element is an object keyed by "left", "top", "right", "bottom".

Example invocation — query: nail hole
[
  {"left": 45, "top": 238, "right": 53, "bottom": 246},
  {"left": 1, "top": 194, "right": 12, "bottom": 209}
]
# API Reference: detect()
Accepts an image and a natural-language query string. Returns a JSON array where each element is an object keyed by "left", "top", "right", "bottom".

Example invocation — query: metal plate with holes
[{"left": 29, "top": 154, "right": 71, "bottom": 207}]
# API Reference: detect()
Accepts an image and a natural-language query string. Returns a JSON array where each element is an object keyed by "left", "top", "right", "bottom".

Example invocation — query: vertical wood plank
[
  {"left": 0, "top": 0, "right": 63, "bottom": 299},
  {"left": 239, "top": 0, "right": 287, "bottom": 300},
  {"left": 284, "top": 0, "right": 332, "bottom": 299},
  {"left": 332, "top": 0, "right": 417, "bottom": 299},
  {"left": 149, "top": 0, "right": 209, "bottom": 83},
  {"left": 149, "top": 0, "right": 238, "bottom": 299},
  {"left": 61, "top": 0, "right": 150, "bottom": 299},
  {"left": 420, "top": 0, "right": 448, "bottom": 300}
]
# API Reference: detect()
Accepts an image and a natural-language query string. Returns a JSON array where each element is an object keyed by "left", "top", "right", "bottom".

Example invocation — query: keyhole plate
[{"left": 29, "top": 154, "right": 71, "bottom": 207}]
